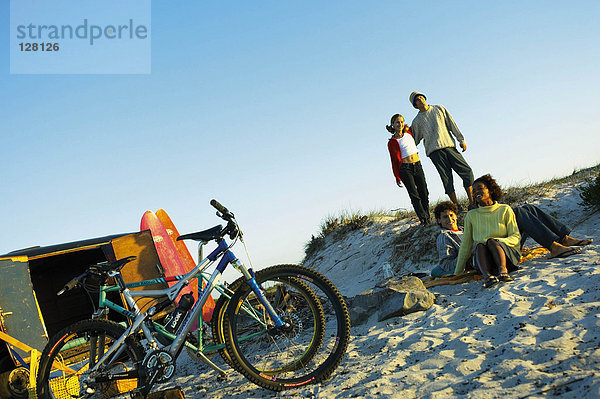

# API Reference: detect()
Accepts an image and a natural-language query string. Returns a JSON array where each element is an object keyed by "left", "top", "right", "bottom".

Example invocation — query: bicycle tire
[
  {"left": 210, "top": 277, "right": 244, "bottom": 367},
  {"left": 36, "top": 319, "right": 145, "bottom": 399},
  {"left": 213, "top": 275, "right": 325, "bottom": 372},
  {"left": 223, "top": 264, "right": 350, "bottom": 391}
]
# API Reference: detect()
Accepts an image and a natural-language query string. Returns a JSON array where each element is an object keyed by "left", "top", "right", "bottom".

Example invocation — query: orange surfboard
[
  {"left": 140, "top": 211, "right": 193, "bottom": 302},
  {"left": 156, "top": 209, "right": 215, "bottom": 323}
]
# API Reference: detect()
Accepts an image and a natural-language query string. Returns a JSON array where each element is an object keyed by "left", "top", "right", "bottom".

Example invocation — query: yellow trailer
[{"left": 0, "top": 231, "right": 168, "bottom": 399}]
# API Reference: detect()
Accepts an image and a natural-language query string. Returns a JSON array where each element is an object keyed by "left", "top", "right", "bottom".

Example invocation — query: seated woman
[
  {"left": 513, "top": 204, "right": 592, "bottom": 258},
  {"left": 433, "top": 198, "right": 593, "bottom": 279},
  {"left": 387, "top": 114, "right": 430, "bottom": 225},
  {"left": 454, "top": 174, "right": 521, "bottom": 288}
]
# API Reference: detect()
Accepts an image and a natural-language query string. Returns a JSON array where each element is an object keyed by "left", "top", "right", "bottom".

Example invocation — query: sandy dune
[{"left": 166, "top": 180, "right": 600, "bottom": 398}]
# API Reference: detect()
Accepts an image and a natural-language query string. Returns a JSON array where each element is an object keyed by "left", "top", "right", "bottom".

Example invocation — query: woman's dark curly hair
[{"left": 474, "top": 174, "right": 503, "bottom": 202}]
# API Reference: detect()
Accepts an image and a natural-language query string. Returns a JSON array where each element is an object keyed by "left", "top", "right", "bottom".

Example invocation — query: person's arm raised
[{"left": 454, "top": 216, "right": 474, "bottom": 275}]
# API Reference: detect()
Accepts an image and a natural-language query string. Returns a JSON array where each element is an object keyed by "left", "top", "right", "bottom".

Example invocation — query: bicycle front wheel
[
  {"left": 223, "top": 264, "right": 350, "bottom": 391},
  {"left": 210, "top": 275, "right": 319, "bottom": 369},
  {"left": 36, "top": 319, "right": 145, "bottom": 399}
]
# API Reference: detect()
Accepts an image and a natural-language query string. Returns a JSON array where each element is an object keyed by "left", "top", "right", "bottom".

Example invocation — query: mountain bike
[{"left": 36, "top": 200, "right": 350, "bottom": 398}]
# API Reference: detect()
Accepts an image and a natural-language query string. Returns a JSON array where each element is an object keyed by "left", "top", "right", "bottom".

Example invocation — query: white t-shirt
[{"left": 395, "top": 134, "right": 418, "bottom": 159}]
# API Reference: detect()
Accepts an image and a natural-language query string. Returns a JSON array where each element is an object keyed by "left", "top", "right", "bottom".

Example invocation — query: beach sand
[{"left": 166, "top": 181, "right": 600, "bottom": 398}]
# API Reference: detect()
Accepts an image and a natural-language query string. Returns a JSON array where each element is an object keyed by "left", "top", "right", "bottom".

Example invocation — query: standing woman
[
  {"left": 387, "top": 114, "right": 431, "bottom": 225},
  {"left": 454, "top": 174, "right": 521, "bottom": 288}
]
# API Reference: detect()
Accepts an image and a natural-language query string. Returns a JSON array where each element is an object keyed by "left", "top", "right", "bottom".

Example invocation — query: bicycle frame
[
  {"left": 86, "top": 237, "right": 286, "bottom": 382},
  {"left": 99, "top": 267, "right": 248, "bottom": 354}
]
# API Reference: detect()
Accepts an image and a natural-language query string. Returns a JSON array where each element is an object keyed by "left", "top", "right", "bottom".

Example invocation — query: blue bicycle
[{"left": 35, "top": 200, "right": 351, "bottom": 397}]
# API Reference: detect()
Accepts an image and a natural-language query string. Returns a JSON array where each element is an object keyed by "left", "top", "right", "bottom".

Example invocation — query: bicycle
[
  {"left": 36, "top": 200, "right": 351, "bottom": 398},
  {"left": 50, "top": 256, "right": 245, "bottom": 367},
  {"left": 47, "top": 257, "right": 326, "bottom": 377}
]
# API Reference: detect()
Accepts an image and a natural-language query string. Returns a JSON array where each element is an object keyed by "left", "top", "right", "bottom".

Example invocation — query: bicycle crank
[{"left": 142, "top": 349, "right": 176, "bottom": 384}]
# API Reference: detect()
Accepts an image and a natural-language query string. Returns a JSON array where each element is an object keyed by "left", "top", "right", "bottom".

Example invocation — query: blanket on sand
[{"left": 422, "top": 246, "right": 550, "bottom": 287}]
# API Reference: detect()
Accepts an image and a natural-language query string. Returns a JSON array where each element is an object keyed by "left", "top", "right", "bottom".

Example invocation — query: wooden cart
[{"left": 0, "top": 231, "right": 168, "bottom": 398}]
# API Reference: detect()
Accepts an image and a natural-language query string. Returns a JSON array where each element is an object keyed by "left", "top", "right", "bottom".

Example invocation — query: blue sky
[{"left": 1, "top": 1, "right": 599, "bottom": 281}]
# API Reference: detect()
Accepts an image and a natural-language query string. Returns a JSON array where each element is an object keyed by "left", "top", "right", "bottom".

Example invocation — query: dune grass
[
  {"left": 305, "top": 210, "right": 381, "bottom": 258},
  {"left": 578, "top": 171, "right": 600, "bottom": 211},
  {"left": 304, "top": 164, "right": 600, "bottom": 261}
]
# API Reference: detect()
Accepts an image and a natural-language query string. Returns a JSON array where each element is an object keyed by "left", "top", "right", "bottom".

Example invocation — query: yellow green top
[{"left": 454, "top": 202, "right": 521, "bottom": 275}]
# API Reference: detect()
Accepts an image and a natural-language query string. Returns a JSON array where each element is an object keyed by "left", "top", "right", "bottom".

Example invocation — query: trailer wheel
[{"left": 0, "top": 366, "right": 29, "bottom": 399}]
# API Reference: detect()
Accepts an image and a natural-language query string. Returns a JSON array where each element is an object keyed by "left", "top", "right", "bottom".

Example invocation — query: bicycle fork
[{"left": 230, "top": 258, "right": 287, "bottom": 330}]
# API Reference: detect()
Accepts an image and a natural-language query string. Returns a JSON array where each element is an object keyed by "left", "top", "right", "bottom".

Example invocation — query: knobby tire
[
  {"left": 36, "top": 319, "right": 145, "bottom": 399},
  {"left": 223, "top": 264, "right": 350, "bottom": 391}
]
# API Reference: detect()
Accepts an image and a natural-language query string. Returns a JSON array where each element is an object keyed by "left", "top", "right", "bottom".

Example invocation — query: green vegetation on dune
[
  {"left": 578, "top": 172, "right": 600, "bottom": 211},
  {"left": 304, "top": 164, "right": 600, "bottom": 263}
]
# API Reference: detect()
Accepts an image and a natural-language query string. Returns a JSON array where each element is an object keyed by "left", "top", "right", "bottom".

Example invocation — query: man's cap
[{"left": 409, "top": 91, "right": 426, "bottom": 107}]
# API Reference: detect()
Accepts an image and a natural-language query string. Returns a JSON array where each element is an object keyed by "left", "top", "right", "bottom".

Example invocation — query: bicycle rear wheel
[
  {"left": 210, "top": 278, "right": 244, "bottom": 367},
  {"left": 36, "top": 319, "right": 145, "bottom": 399},
  {"left": 223, "top": 264, "right": 350, "bottom": 391}
]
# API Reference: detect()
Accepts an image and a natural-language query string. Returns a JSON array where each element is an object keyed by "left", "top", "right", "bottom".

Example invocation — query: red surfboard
[
  {"left": 156, "top": 209, "right": 215, "bottom": 322},
  {"left": 140, "top": 211, "right": 193, "bottom": 302}
]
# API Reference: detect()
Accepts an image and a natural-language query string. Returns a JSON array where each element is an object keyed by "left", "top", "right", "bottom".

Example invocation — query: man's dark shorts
[{"left": 429, "top": 147, "right": 474, "bottom": 194}]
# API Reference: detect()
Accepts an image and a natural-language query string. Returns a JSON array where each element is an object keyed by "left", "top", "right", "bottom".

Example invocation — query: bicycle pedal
[{"left": 128, "top": 390, "right": 146, "bottom": 399}]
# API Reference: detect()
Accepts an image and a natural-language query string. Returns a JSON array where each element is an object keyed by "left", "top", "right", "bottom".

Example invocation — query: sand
[{"left": 164, "top": 180, "right": 600, "bottom": 398}]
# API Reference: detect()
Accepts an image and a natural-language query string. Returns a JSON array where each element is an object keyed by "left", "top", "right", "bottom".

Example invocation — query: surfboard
[
  {"left": 140, "top": 211, "right": 193, "bottom": 301},
  {"left": 156, "top": 209, "right": 215, "bottom": 322}
]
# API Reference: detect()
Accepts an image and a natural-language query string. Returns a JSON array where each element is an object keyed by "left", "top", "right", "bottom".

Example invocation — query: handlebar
[
  {"left": 56, "top": 256, "right": 137, "bottom": 296},
  {"left": 57, "top": 271, "right": 88, "bottom": 296},
  {"left": 211, "top": 199, "right": 235, "bottom": 221},
  {"left": 211, "top": 199, "right": 239, "bottom": 239},
  {"left": 210, "top": 199, "right": 228, "bottom": 215}
]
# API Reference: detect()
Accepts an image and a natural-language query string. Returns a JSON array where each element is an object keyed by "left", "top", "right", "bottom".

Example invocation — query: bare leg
[
  {"left": 486, "top": 239, "right": 508, "bottom": 275},
  {"left": 476, "top": 243, "right": 494, "bottom": 280},
  {"left": 465, "top": 185, "right": 474, "bottom": 205},
  {"left": 448, "top": 192, "right": 459, "bottom": 207}
]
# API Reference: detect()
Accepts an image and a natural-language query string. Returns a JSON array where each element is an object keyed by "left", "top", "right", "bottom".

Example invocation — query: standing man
[{"left": 409, "top": 91, "right": 475, "bottom": 209}]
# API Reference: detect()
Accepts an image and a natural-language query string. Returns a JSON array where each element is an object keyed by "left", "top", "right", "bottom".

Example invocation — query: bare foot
[
  {"left": 561, "top": 235, "right": 593, "bottom": 246},
  {"left": 550, "top": 241, "right": 579, "bottom": 257}
]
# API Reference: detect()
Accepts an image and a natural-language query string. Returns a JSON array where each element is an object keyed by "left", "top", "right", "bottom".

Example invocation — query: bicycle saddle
[{"left": 177, "top": 225, "right": 223, "bottom": 242}]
